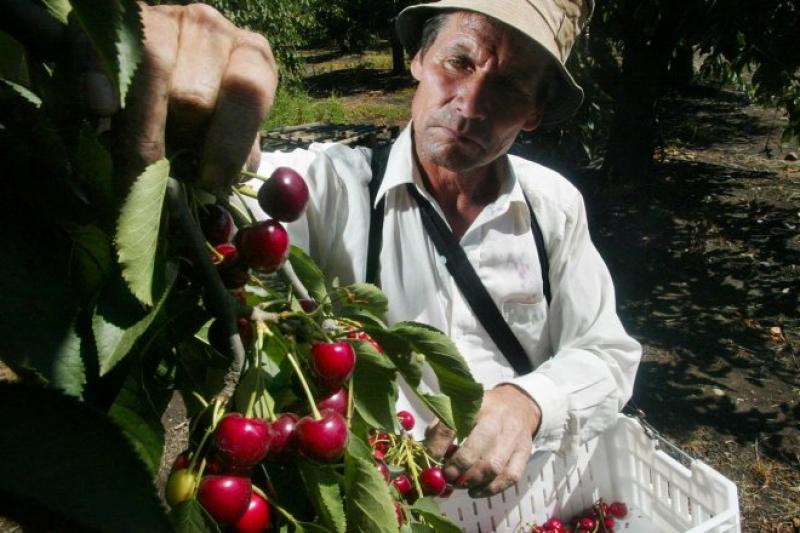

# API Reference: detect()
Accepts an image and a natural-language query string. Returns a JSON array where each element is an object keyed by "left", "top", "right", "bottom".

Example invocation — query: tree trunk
[
  {"left": 603, "top": 5, "right": 687, "bottom": 185},
  {"left": 669, "top": 44, "right": 695, "bottom": 88},
  {"left": 390, "top": 23, "right": 406, "bottom": 75}
]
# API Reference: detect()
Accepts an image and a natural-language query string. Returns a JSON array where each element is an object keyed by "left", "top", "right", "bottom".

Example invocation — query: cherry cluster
[
  {"left": 369, "top": 410, "right": 456, "bottom": 526},
  {"left": 530, "top": 499, "right": 629, "bottom": 533},
  {"left": 164, "top": 339, "right": 357, "bottom": 531},
  {"left": 204, "top": 166, "right": 309, "bottom": 288}
]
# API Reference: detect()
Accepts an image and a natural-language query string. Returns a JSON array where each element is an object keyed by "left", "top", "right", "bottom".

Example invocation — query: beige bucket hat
[{"left": 396, "top": 0, "right": 594, "bottom": 126}]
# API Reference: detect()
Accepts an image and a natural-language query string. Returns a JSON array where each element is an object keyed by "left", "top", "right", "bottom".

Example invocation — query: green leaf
[
  {"left": 391, "top": 322, "right": 483, "bottom": 439},
  {"left": 116, "top": 158, "right": 170, "bottom": 306},
  {"left": 67, "top": 223, "right": 114, "bottom": 305},
  {"left": 0, "top": 32, "right": 28, "bottom": 83},
  {"left": 298, "top": 462, "right": 347, "bottom": 533},
  {"left": 344, "top": 434, "right": 398, "bottom": 533},
  {"left": 0, "top": 382, "right": 171, "bottom": 532},
  {"left": 175, "top": 337, "right": 229, "bottom": 414},
  {"left": 92, "top": 261, "right": 177, "bottom": 375},
  {"left": 363, "top": 327, "right": 423, "bottom": 388},
  {"left": 42, "top": 0, "right": 72, "bottom": 23},
  {"left": 73, "top": 124, "right": 115, "bottom": 213},
  {"left": 288, "top": 245, "right": 328, "bottom": 303},
  {"left": 352, "top": 340, "right": 398, "bottom": 431},
  {"left": 417, "top": 393, "right": 455, "bottom": 431},
  {"left": 170, "top": 499, "right": 221, "bottom": 533},
  {"left": 410, "top": 498, "right": 462, "bottom": 533},
  {"left": 234, "top": 366, "right": 275, "bottom": 420},
  {"left": 69, "top": 0, "right": 143, "bottom": 104},
  {"left": 108, "top": 365, "right": 172, "bottom": 476},
  {"left": 0, "top": 219, "right": 85, "bottom": 397},
  {"left": 333, "top": 283, "right": 388, "bottom": 320}
]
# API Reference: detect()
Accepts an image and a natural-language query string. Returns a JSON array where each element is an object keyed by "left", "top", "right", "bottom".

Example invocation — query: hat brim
[{"left": 396, "top": 2, "right": 584, "bottom": 127}]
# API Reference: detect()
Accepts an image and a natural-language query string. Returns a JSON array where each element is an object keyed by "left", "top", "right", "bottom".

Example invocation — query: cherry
[
  {"left": 213, "top": 413, "right": 271, "bottom": 468},
  {"left": 394, "top": 501, "right": 405, "bottom": 526},
  {"left": 420, "top": 466, "right": 447, "bottom": 496},
  {"left": 396, "top": 410, "right": 415, "bottom": 431},
  {"left": 347, "top": 330, "right": 383, "bottom": 353},
  {"left": 376, "top": 461, "right": 390, "bottom": 482},
  {"left": 267, "top": 412, "right": 298, "bottom": 460},
  {"left": 609, "top": 502, "right": 628, "bottom": 518},
  {"left": 197, "top": 475, "right": 252, "bottom": 525},
  {"left": 298, "top": 298, "right": 317, "bottom": 312},
  {"left": 369, "top": 431, "right": 390, "bottom": 453},
  {"left": 373, "top": 449, "right": 385, "bottom": 461},
  {"left": 441, "top": 484, "right": 454, "bottom": 498},
  {"left": 208, "top": 318, "right": 254, "bottom": 354},
  {"left": 604, "top": 516, "right": 616, "bottom": 529},
  {"left": 232, "top": 492, "right": 271, "bottom": 533},
  {"left": 210, "top": 243, "right": 249, "bottom": 289},
  {"left": 579, "top": 517, "right": 596, "bottom": 530},
  {"left": 444, "top": 443, "right": 459, "bottom": 460},
  {"left": 294, "top": 409, "right": 349, "bottom": 462},
  {"left": 199, "top": 204, "right": 235, "bottom": 245},
  {"left": 392, "top": 474, "right": 413, "bottom": 497},
  {"left": 317, "top": 387, "right": 348, "bottom": 416},
  {"left": 171, "top": 451, "right": 190, "bottom": 472},
  {"left": 311, "top": 341, "right": 356, "bottom": 390},
  {"left": 237, "top": 220, "right": 290, "bottom": 273},
  {"left": 257, "top": 166, "right": 309, "bottom": 222},
  {"left": 165, "top": 468, "right": 196, "bottom": 507},
  {"left": 544, "top": 517, "right": 565, "bottom": 531}
]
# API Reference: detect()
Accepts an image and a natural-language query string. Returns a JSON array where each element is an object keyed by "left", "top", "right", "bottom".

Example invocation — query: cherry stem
[
  {"left": 206, "top": 241, "right": 223, "bottom": 262},
  {"left": 346, "top": 378, "right": 354, "bottom": 426},
  {"left": 165, "top": 178, "right": 244, "bottom": 405},
  {"left": 285, "top": 350, "right": 321, "bottom": 420},
  {"left": 232, "top": 187, "right": 258, "bottom": 224},
  {"left": 233, "top": 185, "right": 258, "bottom": 199},
  {"left": 191, "top": 458, "right": 207, "bottom": 498},
  {"left": 188, "top": 400, "right": 224, "bottom": 472},
  {"left": 403, "top": 437, "right": 424, "bottom": 500},
  {"left": 240, "top": 169, "right": 269, "bottom": 182}
]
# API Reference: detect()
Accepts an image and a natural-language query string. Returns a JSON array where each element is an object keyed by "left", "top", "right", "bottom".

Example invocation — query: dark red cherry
[
  {"left": 200, "top": 204, "right": 236, "bottom": 245},
  {"left": 311, "top": 341, "right": 356, "bottom": 390},
  {"left": 197, "top": 475, "right": 252, "bottom": 525},
  {"left": 237, "top": 220, "right": 290, "bottom": 273},
  {"left": 232, "top": 492, "right": 272, "bottom": 533},
  {"left": 257, "top": 166, "right": 309, "bottom": 222},
  {"left": 420, "top": 467, "right": 447, "bottom": 496},
  {"left": 213, "top": 413, "right": 271, "bottom": 468},
  {"left": 294, "top": 409, "right": 349, "bottom": 462},
  {"left": 317, "top": 387, "right": 348, "bottom": 416},
  {"left": 267, "top": 412, "right": 299, "bottom": 460}
]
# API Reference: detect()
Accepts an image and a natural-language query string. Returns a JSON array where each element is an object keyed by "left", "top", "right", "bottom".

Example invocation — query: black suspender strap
[
  {"left": 525, "top": 195, "right": 552, "bottom": 305},
  {"left": 406, "top": 183, "right": 536, "bottom": 375},
  {"left": 366, "top": 145, "right": 390, "bottom": 285}
]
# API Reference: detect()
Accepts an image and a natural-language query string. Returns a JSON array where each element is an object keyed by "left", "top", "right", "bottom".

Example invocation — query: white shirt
[{"left": 240, "top": 124, "right": 641, "bottom": 453}]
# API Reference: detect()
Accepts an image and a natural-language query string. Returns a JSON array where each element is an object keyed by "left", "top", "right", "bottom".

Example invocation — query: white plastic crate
[{"left": 439, "top": 414, "right": 740, "bottom": 532}]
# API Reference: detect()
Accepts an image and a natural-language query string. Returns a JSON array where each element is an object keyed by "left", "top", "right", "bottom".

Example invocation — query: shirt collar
[{"left": 374, "top": 122, "right": 529, "bottom": 216}]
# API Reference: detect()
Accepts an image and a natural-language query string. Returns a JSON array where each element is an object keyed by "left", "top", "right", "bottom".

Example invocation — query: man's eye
[{"left": 446, "top": 57, "right": 469, "bottom": 70}]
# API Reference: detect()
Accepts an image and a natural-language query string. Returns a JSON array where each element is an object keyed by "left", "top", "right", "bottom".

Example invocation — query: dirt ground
[{"left": 568, "top": 87, "right": 800, "bottom": 532}]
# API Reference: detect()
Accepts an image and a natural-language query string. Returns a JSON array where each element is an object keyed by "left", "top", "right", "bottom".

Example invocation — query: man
[{"left": 119, "top": 0, "right": 640, "bottom": 500}]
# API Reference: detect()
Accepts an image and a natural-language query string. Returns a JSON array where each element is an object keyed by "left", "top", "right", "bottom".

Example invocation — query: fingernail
[{"left": 83, "top": 72, "right": 117, "bottom": 115}]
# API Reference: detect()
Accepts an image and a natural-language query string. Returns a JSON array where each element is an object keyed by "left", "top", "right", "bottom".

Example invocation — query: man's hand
[
  {"left": 85, "top": 3, "right": 277, "bottom": 190},
  {"left": 425, "top": 384, "right": 542, "bottom": 497}
]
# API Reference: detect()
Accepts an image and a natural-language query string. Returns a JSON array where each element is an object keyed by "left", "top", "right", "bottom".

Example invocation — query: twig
[
  {"left": 280, "top": 260, "right": 313, "bottom": 303},
  {"left": 165, "top": 178, "right": 244, "bottom": 404}
]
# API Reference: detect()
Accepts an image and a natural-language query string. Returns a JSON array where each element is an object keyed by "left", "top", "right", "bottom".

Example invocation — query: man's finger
[
  {"left": 168, "top": 4, "right": 236, "bottom": 144},
  {"left": 245, "top": 135, "right": 262, "bottom": 174},
  {"left": 114, "top": 4, "right": 179, "bottom": 184},
  {"left": 200, "top": 31, "right": 277, "bottom": 190},
  {"left": 424, "top": 419, "right": 456, "bottom": 459},
  {"left": 469, "top": 443, "right": 531, "bottom": 498},
  {"left": 446, "top": 420, "right": 516, "bottom": 488}
]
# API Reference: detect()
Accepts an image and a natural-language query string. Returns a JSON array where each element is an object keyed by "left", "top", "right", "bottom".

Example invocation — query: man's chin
[{"left": 420, "top": 142, "right": 485, "bottom": 172}]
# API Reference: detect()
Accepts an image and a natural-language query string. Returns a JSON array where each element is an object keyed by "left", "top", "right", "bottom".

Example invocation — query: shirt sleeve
[{"left": 506, "top": 194, "right": 641, "bottom": 453}]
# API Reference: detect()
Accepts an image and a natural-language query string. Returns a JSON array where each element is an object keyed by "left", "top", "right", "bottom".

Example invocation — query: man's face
[{"left": 410, "top": 12, "right": 548, "bottom": 172}]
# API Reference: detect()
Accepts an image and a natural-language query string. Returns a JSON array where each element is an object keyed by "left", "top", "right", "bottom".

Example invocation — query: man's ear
[
  {"left": 410, "top": 51, "right": 423, "bottom": 81},
  {"left": 521, "top": 109, "right": 543, "bottom": 132}
]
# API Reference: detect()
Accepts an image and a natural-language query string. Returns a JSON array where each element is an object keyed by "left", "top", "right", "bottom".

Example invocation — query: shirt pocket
[{"left": 501, "top": 299, "right": 550, "bottom": 366}]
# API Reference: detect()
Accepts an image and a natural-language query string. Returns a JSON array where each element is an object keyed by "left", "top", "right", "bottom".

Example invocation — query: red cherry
[
  {"left": 392, "top": 474, "right": 413, "bottom": 497},
  {"left": 420, "top": 466, "right": 447, "bottom": 496},
  {"left": 579, "top": 517, "right": 596, "bottom": 530},
  {"left": 369, "top": 431, "right": 391, "bottom": 453},
  {"left": 213, "top": 413, "right": 271, "bottom": 468},
  {"left": 394, "top": 501, "right": 405, "bottom": 526},
  {"left": 317, "top": 387, "right": 348, "bottom": 416},
  {"left": 197, "top": 475, "right": 252, "bottom": 525},
  {"left": 210, "top": 243, "right": 249, "bottom": 289},
  {"left": 373, "top": 449, "right": 385, "bottom": 461},
  {"left": 544, "top": 517, "right": 565, "bottom": 531},
  {"left": 604, "top": 516, "right": 616, "bottom": 529},
  {"left": 311, "top": 341, "right": 356, "bottom": 390},
  {"left": 267, "top": 412, "right": 298, "bottom": 460},
  {"left": 257, "top": 166, "right": 309, "bottom": 222},
  {"left": 299, "top": 298, "right": 317, "bottom": 312},
  {"left": 294, "top": 409, "right": 349, "bottom": 462},
  {"left": 396, "top": 410, "right": 415, "bottom": 431},
  {"left": 237, "top": 220, "right": 290, "bottom": 273},
  {"left": 376, "top": 461, "right": 390, "bottom": 482},
  {"left": 171, "top": 451, "right": 190, "bottom": 472},
  {"left": 444, "top": 443, "right": 459, "bottom": 459},
  {"left": 232, "top": 492, "right": 271, "bottom": 533},
  {"left": 609, "top": 502, "right": 627, "bottom": 518},
  {"left": 200, "top": 204, "right": 235, "bottom": 245}
]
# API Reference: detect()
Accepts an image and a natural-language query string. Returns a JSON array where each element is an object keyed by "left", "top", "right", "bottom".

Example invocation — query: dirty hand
[
  {"left": 79, "top": 3, "right": 277, "bottom": 190},
  {"left": 425, "top": 384, "right": 542, "bottom": 497}
]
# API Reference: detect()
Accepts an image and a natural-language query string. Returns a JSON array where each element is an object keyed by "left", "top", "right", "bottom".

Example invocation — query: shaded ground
[{"left": 566, "top": 88, "right": 800, "bottom": 532}]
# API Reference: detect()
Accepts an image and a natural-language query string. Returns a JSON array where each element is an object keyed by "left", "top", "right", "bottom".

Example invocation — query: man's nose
[{"left": 455, "top": 74, "right": 491, "bottom": 121}]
